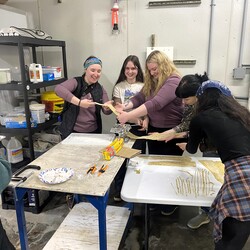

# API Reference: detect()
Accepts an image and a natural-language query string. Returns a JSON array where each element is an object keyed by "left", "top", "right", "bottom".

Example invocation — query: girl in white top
[
  {"left": 113, "top": 80, "right": 144, "bottom": 106},
  {"left": 113, "top": 55, "right": 144, "bottom": 106},
  {"left": 112, "top": 55, "right": 146, "bottom": 201}
]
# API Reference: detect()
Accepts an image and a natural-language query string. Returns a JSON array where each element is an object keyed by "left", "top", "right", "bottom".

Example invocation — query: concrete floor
[{"left": 1, "top": 185, "right": 249, "bottom": 250}]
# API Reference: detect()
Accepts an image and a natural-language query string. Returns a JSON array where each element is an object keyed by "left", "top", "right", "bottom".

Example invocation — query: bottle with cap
[
  {"left": 29, "top": 63, "right": 43, "bottom": 83},
  {"left": 6, "top": 136, "right": 23, "bottom": 163}
]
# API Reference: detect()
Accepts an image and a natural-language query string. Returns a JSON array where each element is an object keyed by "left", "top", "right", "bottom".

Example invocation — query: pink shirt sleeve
[
  {"left": 54, "top": 78, "right": 78, "bottom": 102},
  {"left": 144, "top": 76, "right": 179, "bottom": 112}
]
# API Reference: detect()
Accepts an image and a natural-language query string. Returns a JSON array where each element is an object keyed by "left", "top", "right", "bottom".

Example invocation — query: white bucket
[{"left": 30, "top": 104, "right": 45, "bottom": 123}]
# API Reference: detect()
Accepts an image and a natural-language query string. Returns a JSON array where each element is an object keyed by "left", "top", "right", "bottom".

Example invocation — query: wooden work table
[{"left": 14, "top": 133, "right": 134, "bottom": 250}]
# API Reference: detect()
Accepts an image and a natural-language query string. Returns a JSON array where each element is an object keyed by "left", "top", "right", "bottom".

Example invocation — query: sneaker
[
  {"left": 187, "top": 212, "right": 210, "bottom": 229},
  {"left": 161, "top": 205, "right": 178, "bottom": 216},
  {"left": 113, "top": 194, "right": 122, "bottom": 202}
]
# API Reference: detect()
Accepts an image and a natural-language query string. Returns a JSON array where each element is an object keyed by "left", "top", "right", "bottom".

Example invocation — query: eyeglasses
[{"left": 125, "top": 67, "right": 138, "bottom": 71}]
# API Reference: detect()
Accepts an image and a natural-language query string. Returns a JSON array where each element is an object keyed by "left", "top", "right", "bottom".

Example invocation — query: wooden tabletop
[{"left": 16, "top": 133, "right": 134, "bottom": 197}]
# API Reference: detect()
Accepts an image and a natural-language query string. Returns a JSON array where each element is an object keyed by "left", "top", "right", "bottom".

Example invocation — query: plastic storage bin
[
  {"left": 42, "top": 67, "right": 62, "bottom": 78},
  {"left": 41, "top": 91, "right": 64, "bottom": 113}
]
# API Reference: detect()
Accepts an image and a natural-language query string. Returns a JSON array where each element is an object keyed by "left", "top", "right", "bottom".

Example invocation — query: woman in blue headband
[
  {"left": 177, "top": 80, "right": 250, "bottom": 250},
  {"left": 55, "top": 56, "right": 112, "bottom": 139}
]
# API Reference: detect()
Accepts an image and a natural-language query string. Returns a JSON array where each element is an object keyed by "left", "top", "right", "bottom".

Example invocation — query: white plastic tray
[{"left": 121, "top": 155, "right": 223, "bottom": 207}]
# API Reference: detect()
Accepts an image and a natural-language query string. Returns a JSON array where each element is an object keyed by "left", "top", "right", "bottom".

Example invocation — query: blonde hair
[{"left": 142, "top": 50, "right": 181, "bottom": 97}]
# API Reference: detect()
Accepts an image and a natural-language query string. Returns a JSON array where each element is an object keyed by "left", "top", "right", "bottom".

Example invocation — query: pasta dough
[
  {"left": 106, "top": 104, "right": 119, "bottom": 115},
  {"left": 127, "top": 131, "right": 167, "bottom": 140},
  {"left": 148, "top": 160, "right": 196, "bottom": 167},
  {"left": 199, "top": 160, "right": 225, "bottom": 183},
  {"left": 95, "top": 102, "right": 119, "bottom": 115},
  {"left": 140, "top": 156, "right": 196, "bottom": 167}
]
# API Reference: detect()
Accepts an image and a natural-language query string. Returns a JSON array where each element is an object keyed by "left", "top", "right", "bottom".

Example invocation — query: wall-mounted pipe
[
  {"left": 238, "top": 0, "right": 248, "bottom": 67},
  {"left": 148, "top": 0, "right": 201, "bottom": 7},
  {"left": 206, "top": 0, "right": 215, "bottom": 76}
]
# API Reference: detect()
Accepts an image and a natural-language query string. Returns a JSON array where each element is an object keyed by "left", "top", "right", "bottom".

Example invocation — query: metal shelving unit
[
  {"left": 0, "top": 36, "right": 67, "bottom": 161},
  {"left": 0, "top": 36, "right": 68, "bottom": 214},
  {"left": 0, "top": 78, "right": 65, "bottom": 91}
]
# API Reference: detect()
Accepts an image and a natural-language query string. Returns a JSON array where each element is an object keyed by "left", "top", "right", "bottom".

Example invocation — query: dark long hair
[
  {"left": 197, "top": 88, "right": 250, "bottom": 132},
  {"left": 175, "top": 72, "right": 208, "bottom": 98},
  {"left": 115, "top": 55, "right": 144, "bottom": 84}
]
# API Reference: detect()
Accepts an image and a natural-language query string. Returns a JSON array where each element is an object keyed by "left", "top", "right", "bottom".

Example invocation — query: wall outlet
[{"left": 147, "top": 47, "right": 174, "bottom": 60}]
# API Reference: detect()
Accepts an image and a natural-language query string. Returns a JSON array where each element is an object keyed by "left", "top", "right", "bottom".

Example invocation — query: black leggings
[
  {"left": 114, "top": 124, "right": 146, "bottom": 194},
  {"left": 147, "top": 125, "right": 186, "bottom": 155},
  {"left": 215, "top": 217, "right": 250, "bottom": 250}
]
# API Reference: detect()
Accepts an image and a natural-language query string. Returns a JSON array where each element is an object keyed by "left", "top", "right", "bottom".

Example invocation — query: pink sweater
[
  {"left": 55, "top": 78, "right": 111, "bottom": 133},
  {"left": 131, "top": 75, "right": 183, "bottom": 128}
]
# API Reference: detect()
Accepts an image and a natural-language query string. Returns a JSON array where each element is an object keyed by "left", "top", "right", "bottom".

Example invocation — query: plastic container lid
[
  {"left": 30, "top": 103, "right": 45, "bottom": 111},
  {"left": 41, "top": 91, "right": 63, "bottom": 101}
]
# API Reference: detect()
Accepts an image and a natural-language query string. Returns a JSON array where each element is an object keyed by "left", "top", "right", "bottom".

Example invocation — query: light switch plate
[{"left": 233, "top": 67, "right": 246, "bottom": 79}]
